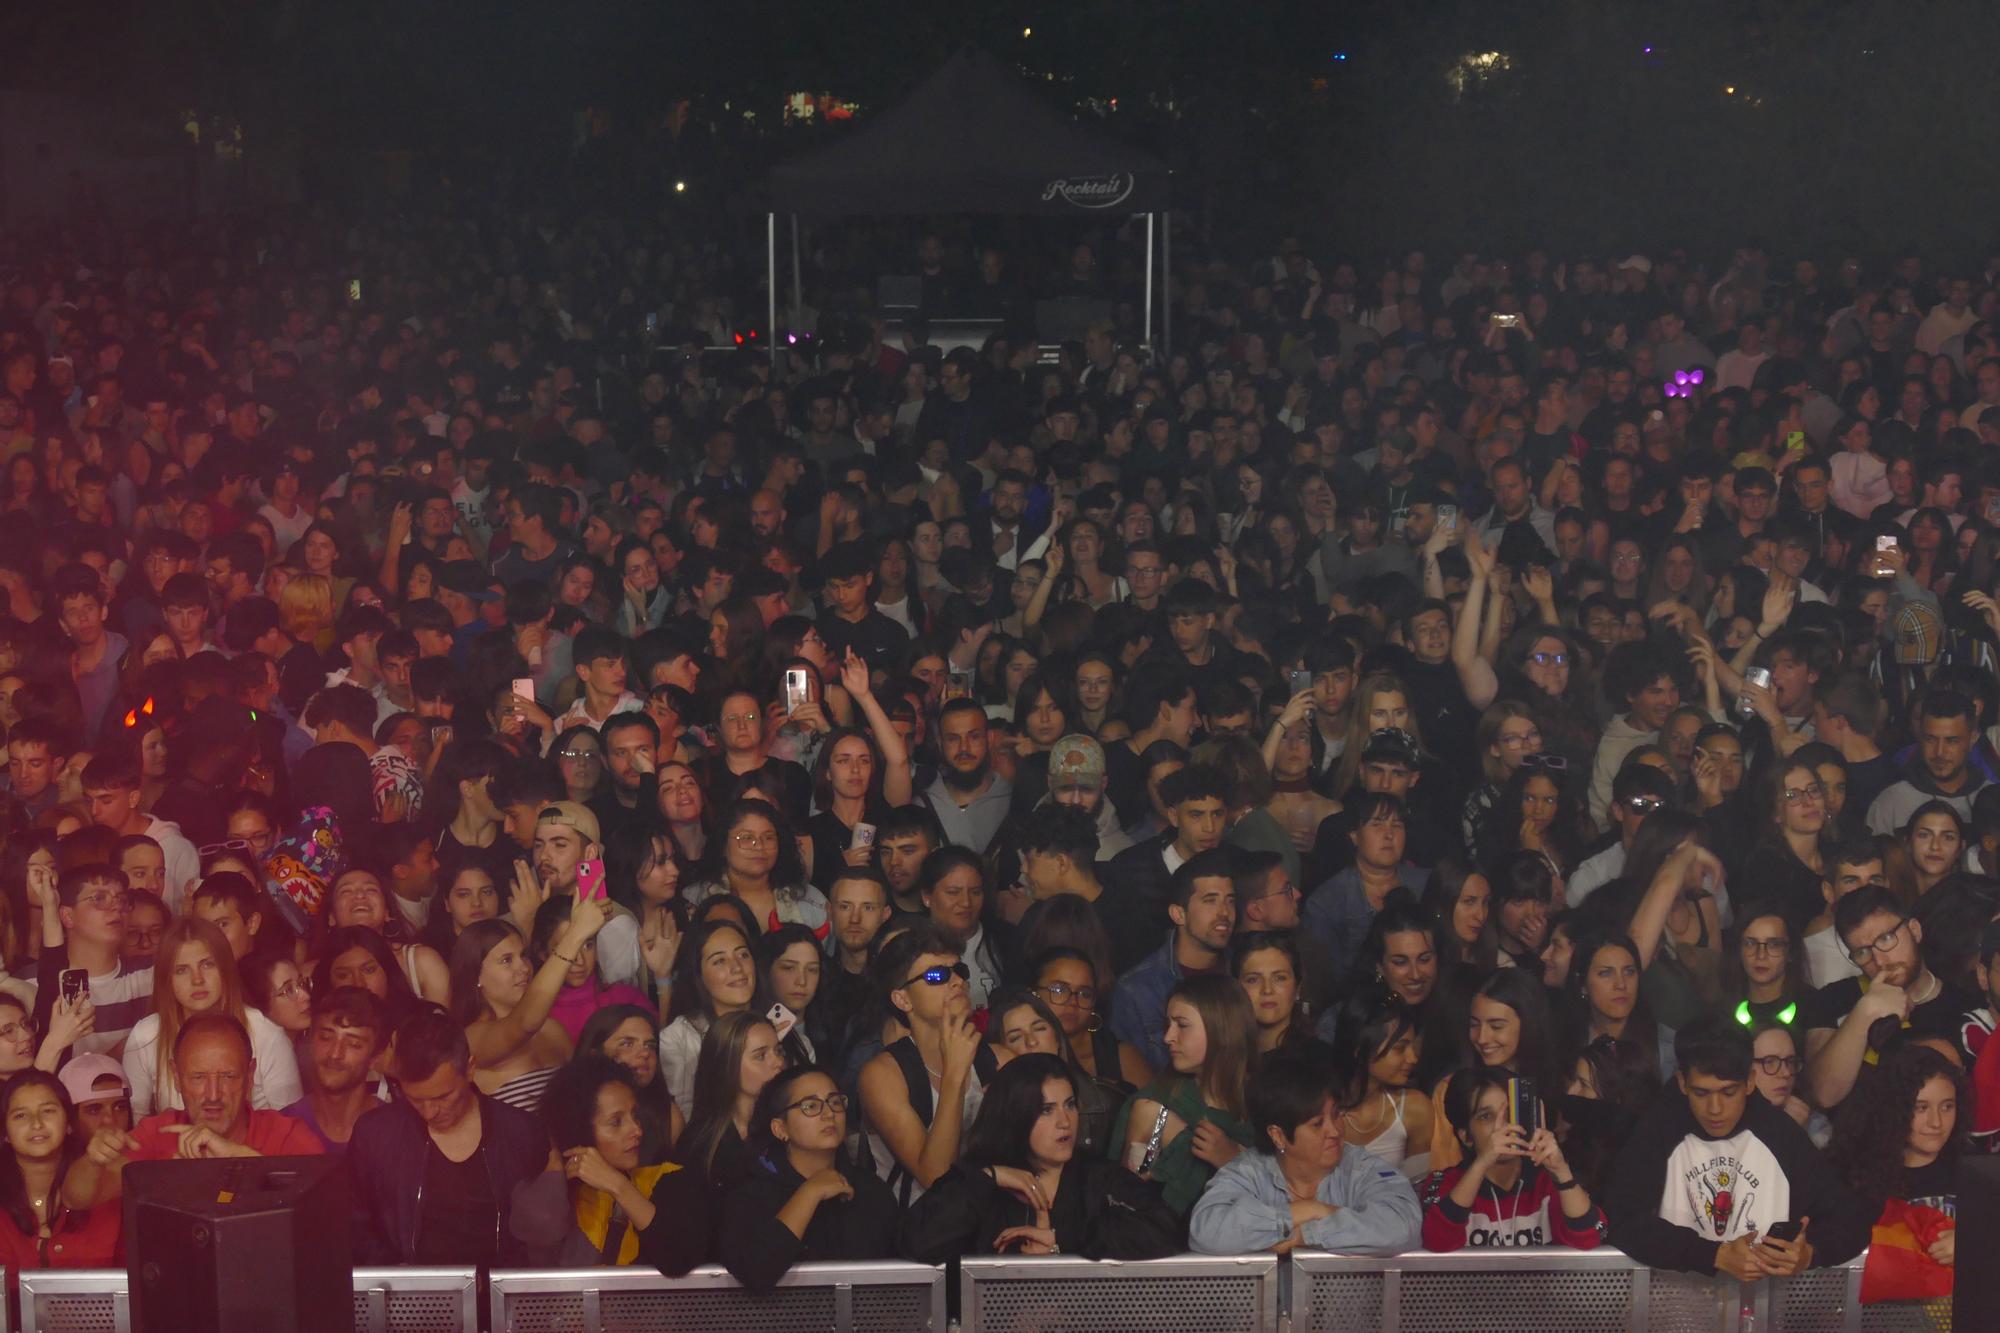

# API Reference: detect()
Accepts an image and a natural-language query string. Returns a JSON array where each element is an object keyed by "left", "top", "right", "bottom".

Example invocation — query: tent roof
[{"left": 767, "top": 49, "right": 1169, "bottom": 217}]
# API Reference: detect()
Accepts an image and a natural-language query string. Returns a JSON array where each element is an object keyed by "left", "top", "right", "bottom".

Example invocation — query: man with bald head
[{"left": 63, "top": 1013, "right": 324, "bottom": 1210}]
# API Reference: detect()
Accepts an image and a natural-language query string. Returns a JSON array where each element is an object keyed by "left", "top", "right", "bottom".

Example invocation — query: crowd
[{"left": 0, "top": 211, "right": 1990, "bottom": 1305}]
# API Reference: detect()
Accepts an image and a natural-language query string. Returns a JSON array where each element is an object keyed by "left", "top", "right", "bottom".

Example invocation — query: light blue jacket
[{"left": 1189, "top": 1144, "right": 1421, "bottom": 1256}]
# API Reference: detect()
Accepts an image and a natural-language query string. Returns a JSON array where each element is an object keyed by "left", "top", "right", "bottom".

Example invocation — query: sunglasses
[
  {"left": 1521, "top": 754, "right": 1569, "bottom": 773},
  {"left": 1621, "top": 795, "right": 1665, "bottom": 814},
  {"left": 901, "top": 961, "right": 970, "bottom": 989}
]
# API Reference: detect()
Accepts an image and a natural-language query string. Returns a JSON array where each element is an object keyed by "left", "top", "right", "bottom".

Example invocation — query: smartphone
[
  {"left": 1290, "top": 668, "right": 1314, "bottom": 696},
  {"left": 577, "top": 858, "right": 606, "bottom": 902},
  {"left": 347, "top": 279, "right": 362, "bottom": 303},
  {"left": 1763, "top": 1219, "right": 1802, "bottom": 1244},
  {"left": 1491, "top": 313, "right": 1522, "bottom": 329},
  {"left": 850, "top": 822, "right": 877, "bottom": 852},
  {"left": 1437, "top": 503, "right": 1459, "bottom": 535},
  {"left": 944, "top": 668, "right": 973, "bottom": 701},
  {"left": 59, "top": 968, "right": 88, "bottom": 1006},
  {"left": 766, "top": 1002, "right": 797, "bottom": 1040},
  {"left": 784, "top": 667, "right": 811, "bottom": 715},
  {"left": 644, "top": 311, "right": 659, "bottom": 335},
  {"left": 1506, "top": 1076, "right": 1541, "bottom": 1136},
  {"left": 511, "top": 677, "right": 536, "bottom": 704},
  {"left": 1877, "top": 534, "right": 1899, "bottom": 553}
]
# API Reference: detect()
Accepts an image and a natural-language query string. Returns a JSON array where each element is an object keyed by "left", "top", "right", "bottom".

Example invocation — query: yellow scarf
[{"left": 573, "top": 1163, "right": 680, "bottom": 1265}]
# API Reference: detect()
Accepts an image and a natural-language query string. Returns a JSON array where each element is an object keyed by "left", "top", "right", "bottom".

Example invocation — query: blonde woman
[
  {"left": 122, "top": 917, "right": 301, "bottom": 1116},
  {"left": 1331, "top": 672, "right": 1424, "bottom": 797},
  {"left": 278, "top": 573, "right": 337, "bottom": 655}
]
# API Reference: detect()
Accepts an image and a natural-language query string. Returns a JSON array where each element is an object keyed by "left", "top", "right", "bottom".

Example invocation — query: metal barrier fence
[
  {"left": 3, "top": 1250, "right": 1948, "bottom": 1333},
  {"left": 960, "top": 1253, "right": 1281, "bottom": 1333},
  {"left": 14, "top": 1266, "right": 479, "bottom": 1333},
  {"left": 487, "top": 1261, "right": 946, "bottom": 1332}
]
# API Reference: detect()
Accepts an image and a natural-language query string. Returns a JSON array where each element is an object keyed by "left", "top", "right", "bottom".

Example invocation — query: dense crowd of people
[{"left": 0, "top": 212, "right": 1987, "bottom": 1307}]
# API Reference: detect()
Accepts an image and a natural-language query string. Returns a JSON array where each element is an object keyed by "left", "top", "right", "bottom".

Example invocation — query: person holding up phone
[
  {"left": 1421, "top": 1067, "right": 1606, "bottom": 1250},
  {"left": 1604, "top": 1014, "right": 1872, "bottom": 1280}
]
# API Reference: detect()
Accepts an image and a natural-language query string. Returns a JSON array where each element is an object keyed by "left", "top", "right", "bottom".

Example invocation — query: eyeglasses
[
  {"left": 77, "top": 892, "right": 132, "bottom": 913},
  {"left": 1781, "top": 783, "right": 1825, "bottom": 805},
  {"left": 1528, "top": 651, "right": 1569, "bottom": 667},
  {"left": 1522, "top": 754, "right": 1569, "bottom": 773},
  {"left": 1035, "top": 981, "right": 1096, "bottom": 1007},
  {"left": 1849, "top": 919, "right": 1911, "bottom": 967},
  {"left": 901, "top": 961, "right": 970, "bottom": 989},
  {"left": 1621, "top": 795, "right": 1664, "bottom": 814},
  {"left": 0, "top": 1018, "right": 35, "bottom": 1045},
  {"left": 1752, "top": 1055, "right": 1802, "bottom": 1076},
  {"left": 1498, "top": 730, "right": 1544, "bottom": 749},
  {"left": 731, "top": 830, "right": 779, "bottom": 850},
  {"left": 274, "top": 977, "right": 312, "bottom": 1003},
  {"left": 1740, "top": 937, "right": 1790, "bottom": 958},
  {"left": 722, "top": 713, "right": 760, "bottom": 726},
  {"left": 197, "top": 838, "right": 255, "bottom": 858},
  {"left": 784, "top": 1093, "right": 850, "bottom": 1118},
  {"left": 557, "top": 749, "right": 601, "bottom": 762}
]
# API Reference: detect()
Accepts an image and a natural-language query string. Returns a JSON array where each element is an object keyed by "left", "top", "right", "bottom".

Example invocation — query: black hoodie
[{"left": 1604, "top": 1087, "right": 1871, "bottom": 1274}]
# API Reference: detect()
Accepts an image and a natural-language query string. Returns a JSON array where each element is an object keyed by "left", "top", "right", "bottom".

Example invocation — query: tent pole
[
  {"left": 1143, "top": 213, "right": 1155, "bottom": 362},
  {"left": 767, "top": 213, "right": 778, "bottom": 371},
  {"left": 790, "top": 216, "right": 803, "bottom": 334},
  {"left": 1162, "top": 212, "right": 1172, "bottom": 360}
]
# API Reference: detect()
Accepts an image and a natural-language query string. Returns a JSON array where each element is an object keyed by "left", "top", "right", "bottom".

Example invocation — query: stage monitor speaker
[
  {"left": 125, "top": 1153, "right": 350, "bottom": 1333},
  {"left": 1956, "top": 1153, "right": 2000, "bottom": 1329}
]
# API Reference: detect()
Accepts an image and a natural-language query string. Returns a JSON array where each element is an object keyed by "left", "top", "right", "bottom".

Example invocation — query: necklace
[
  {"left": 1911, "top": 972, "right": 1941, "bottom": 1006},
  {"left": 1340, "top": 1092, "right": 1394, "bottom": 1138}
]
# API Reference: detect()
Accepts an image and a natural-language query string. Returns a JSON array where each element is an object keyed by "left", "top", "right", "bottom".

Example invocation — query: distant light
[
  {"left": 1022, "top": 26, "right": 1032, "bottom": 37},
  {"left": 673, "top": 180, "right": 687, "bottom": 193},
  {"left": 786, "top": 333, "right": 798, "bottom": 346},
  {"left": 1332, "top": 50, "right": 1348, "bottom": 62},
  {"left": 1642, "top": 45, "right": 1653, "bottom": 54},
  {"left": 1724, "top": 85, "right": 1735, "bottom": 95}
]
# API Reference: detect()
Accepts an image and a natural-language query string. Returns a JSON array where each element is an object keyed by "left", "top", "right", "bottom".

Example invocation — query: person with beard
[
  {"left": 1802, "top": 886, "right": 1973, "bottom": 1111},
  {"left": 922, "top": 699, "right": 1012, "bottom": 854},
  {"left": 1109, "top": 850, "right": 1239, "bottom": 1071},
  {"left": 284, "top": 986, "right": 390, "bottom": 1152}
]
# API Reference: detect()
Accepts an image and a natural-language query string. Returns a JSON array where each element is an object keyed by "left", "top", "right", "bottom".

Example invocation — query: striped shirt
[{"left": 33, "top": 952, "right": 154, "bottom": 1058}]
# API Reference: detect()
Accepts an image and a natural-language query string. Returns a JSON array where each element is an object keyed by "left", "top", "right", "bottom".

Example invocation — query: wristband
[{"left": 1553, "top": 1178, "right": 1579, "bottom": 1191}]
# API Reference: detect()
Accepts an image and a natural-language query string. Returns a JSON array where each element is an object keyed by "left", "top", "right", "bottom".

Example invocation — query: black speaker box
[{"left": 124, "top": 1154, "right": 350, "bottom": 1333}]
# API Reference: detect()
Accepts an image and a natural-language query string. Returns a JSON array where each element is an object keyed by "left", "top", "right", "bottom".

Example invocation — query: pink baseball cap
[{"left": 58, "top": 1054, "right": 131, "bottom": 1106}]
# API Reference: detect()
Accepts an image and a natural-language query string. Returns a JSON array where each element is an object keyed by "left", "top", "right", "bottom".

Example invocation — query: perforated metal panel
[
  {"left": 1398, "top": 1267, "right": 1635, "bottom": 1332},
  {"left": 20, "top": 1292, "right": 122, "bottom": 1333},
  {"left": 967, "top": 1270, "right": 1273, "bottom": 1333},
  {"left": 1771, "top": 1265, "right": 1859, "bottom": 1333},
  {"left": 1650, "top": 1268, "right": 1742, "bottom": 1333},
  {"left": 350, "top": 1287, "right": 476, "bottom": 1333},
  {"left": 1297, "top": 1268, "right": 1382, "bottom": 1331},
  {"left": 851, "top": 1281, "right": 944, "bottom": 1330},
  {"left": 1859, "top": 1301, "right": 1950, "bottom": 1333}
]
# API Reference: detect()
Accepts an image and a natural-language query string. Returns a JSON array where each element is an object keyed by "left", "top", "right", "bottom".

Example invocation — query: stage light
[{"left": 673, "top": 180, "right": 687, "bottom": 193}]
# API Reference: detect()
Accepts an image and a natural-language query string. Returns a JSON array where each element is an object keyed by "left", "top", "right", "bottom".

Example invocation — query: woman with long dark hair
[
  {"left": 674, "top": 1011, "right": 788, "bottom": 1194},
  {"left": 1739, "top": 759, "right": 1831, "bottom": 927},
  {"left": 1561, "top": 930, "right": 1673, "bottom": 1080},
  {"left": 1421, "top": 858, "right": 1496, "bottom": 970},
  {"left": 575, "top": 1002, "right": 683, "bottom": 1162},
  {"left": 901, "top": 1053, "right": 1180, "bottom": 1262},
  {"left": 987, "top": 988, "right": 1120, "bottom": 1158},
  {"left": 1426, "top": 967, "right": 1567, "bottom": 1171},
  {"left": 1830, "top": 1043, "right": 1965, "bottom": 1278},
  {"left": 657, "top": 917, "right": 760, "bottom": 1113},
  {"left": 1325, "top": 994, "right": 1432, "bottom": 1178},
  {"left": 0, "top": 1072, "right": 119, "bottom": 1270}
]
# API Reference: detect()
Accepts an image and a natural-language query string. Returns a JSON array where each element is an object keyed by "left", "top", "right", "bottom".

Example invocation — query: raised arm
[
  {"left": 468, "top": 892, "right": 606, "bottom": 1066},
  {"left": 1453, "top": 529, "right": 1499, "bottom": 708},
  {"left": 841, "top": 650, "right": 912, "bottom": 806},
  {"left": 1628, "top": 843, "right": 1717, "bottom": 970},
  {"left": 1022, "top": 546, "right": 1062, "bottom": 632}
]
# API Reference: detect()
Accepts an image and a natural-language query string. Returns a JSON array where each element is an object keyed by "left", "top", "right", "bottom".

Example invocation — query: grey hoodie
[
  {"left": 1588, "top": 714, "right": 1657, "bottom": 830},
  {"left": 1189, "top": 1144, "right": 1421, "bottom": 1256}
]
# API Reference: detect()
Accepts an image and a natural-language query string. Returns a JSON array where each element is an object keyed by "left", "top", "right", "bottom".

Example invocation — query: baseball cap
[
  {"left": 437, "top": 560, "right": 501, "bottom": 602},
  {"left": 58, "top": 1054, "right": 131, "bottom": 1106},
  {"left": 1048, "top": 735, "right": 1107, "bottom": 791},
  {"left": 1359, "top": 727, "right": 1421, "bottom": 767},
  {"left": 1894, "top": 600, "right": 1943, "bottom": 665},
  {"left": 536, "top": 800, "right": 601, "bottom": 845}
]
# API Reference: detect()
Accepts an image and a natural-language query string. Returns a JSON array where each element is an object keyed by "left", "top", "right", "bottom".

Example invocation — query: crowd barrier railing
[
  {"left": 14, "top": 1266, "right": 479, "bottom": 1333},
  {"left": 959, "top": 1253, "right": 1281, "bottom": 1333},
  {"left": 2, "top": 1249, "right": 1947, "bottom": 1333},
  {"left": 487, "top": 1260, "right": 947, "bottom": 1333}
]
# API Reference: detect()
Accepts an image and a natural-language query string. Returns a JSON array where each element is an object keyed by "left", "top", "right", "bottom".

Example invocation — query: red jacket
[
  {"left": 0, "top": 1197, "right": 122, "bottom": 1271},
  {"left": 1420, "top": 1164, "right": 1608, "bottom": 1251}
]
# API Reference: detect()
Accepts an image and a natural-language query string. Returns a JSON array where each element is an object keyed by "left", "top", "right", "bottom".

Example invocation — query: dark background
[{"left": 6, "top": 0, "right": 1993, "bottom": 262}]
